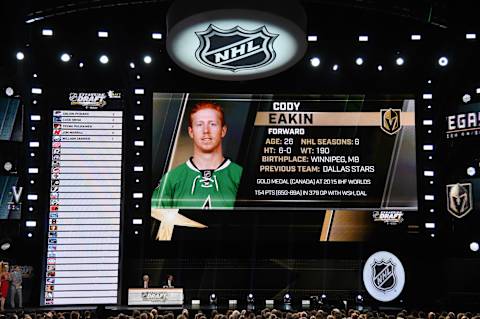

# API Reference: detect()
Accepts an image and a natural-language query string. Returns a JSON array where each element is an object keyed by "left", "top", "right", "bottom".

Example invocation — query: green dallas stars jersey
[{"left": 152, "top": 158, "right": 243, "bottom": 209}]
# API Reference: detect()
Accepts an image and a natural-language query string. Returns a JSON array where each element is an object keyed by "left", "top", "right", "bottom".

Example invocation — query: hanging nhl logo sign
[
  {"left": 363, "top": 251, "right": 405, "bottom": 302},
  {"left": 372, "top": 260, "right": 396, "bottom": 291},
  {"left": 166, "top": 3, "right": 307, "bottom": 81},
  {"left": 195, "top": 24, "right": 278, "bottom": 72}
]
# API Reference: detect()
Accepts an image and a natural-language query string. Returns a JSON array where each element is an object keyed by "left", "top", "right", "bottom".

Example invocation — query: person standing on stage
[
  {"left": 166, "top": 274, "right": 174, "bottom": 288},
  {"left": 9, "top": 265, "right": 22, "bottom": 309},
  {"left": 142, "top": 274, "right": 150, "bottom": 289},
  {"left": 0, "top": 263, "right": 10, "bottom": 312},
  {"left": 151, "top": 102, "right": 243, "bottom": 210}
]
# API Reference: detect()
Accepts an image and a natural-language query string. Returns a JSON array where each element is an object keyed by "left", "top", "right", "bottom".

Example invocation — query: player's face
[{"left": 189, "top": 108, "right": 226, "bottom": 153}]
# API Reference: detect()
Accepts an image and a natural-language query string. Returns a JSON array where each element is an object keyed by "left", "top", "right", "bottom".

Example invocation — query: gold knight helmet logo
[
  {"left": 380, "top": 109, "right": 402, "bottom": 135},
  {"left": 446, "top": 183, "right": 473, "bottom": 218}
]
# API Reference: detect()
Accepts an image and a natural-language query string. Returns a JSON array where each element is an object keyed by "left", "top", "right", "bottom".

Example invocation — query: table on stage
[{"left": 128, "top": 288, "right": 184, "bottom": 306}]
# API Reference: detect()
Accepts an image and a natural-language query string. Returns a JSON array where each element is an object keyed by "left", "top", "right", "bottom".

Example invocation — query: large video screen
[
  {"left": 152, "top": 93, "right": 417, "bottom": 212},
  {"left": 41, "top": 91, "right": 124, "bottom": 305},
  {"left": 0, "top": 97, "right": 23, "bottom": 142},
  {"left": 0, "top": 97, "right": 23, "bottom": 220}
]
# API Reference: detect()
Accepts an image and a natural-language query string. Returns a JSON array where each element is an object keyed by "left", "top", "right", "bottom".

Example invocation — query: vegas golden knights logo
[
  {"left": 446, "top": 183, "right": 473, "bottom": 218},
  {"left": 380, "top": 109, "right": 402, "bottom": 135}
]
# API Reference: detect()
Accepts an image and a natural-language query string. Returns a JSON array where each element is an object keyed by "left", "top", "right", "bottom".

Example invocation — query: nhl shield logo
[
  {"left": 195, "top": 24, "right": 278, "bottom": 72},
  {"left": 380, "top": 109, "right": 402, "bottom": 135},
  {"left": 446, "top": 183, "right": 473, "bottom": 218},
  {"left": 371, "top": 259, "right": 396, "bottom": 292}
]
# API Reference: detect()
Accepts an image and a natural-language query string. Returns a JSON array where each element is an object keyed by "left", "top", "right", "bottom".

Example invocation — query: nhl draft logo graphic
[
  {"left": 380, "top": 109, "right": 402, "bottom": 135},
  {"left": 195, "top": 24, "right": 279, "bottom": 72},
  {"left": 371, "top": 259, "right": 396, "bottom": 291},
  {"left": 446, "top": 183, "right": 473, "bottom": 218},
  {"left": 363, "top": 251, "right": 405, "bottom": 302}
]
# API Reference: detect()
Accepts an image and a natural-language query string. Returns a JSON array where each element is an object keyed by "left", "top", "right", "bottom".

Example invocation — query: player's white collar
[{"left": 186, "top": 158, "right": 231, "bottom": 172}]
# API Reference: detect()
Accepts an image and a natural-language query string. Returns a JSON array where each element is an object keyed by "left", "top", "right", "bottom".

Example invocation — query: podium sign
[{"left": 128, "top": 288, "right": 184, "bottom": 305}]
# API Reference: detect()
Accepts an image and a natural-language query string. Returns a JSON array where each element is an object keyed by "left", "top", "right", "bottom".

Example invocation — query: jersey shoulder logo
[{"left": 195, "top": 24, "right": 278, "bottom": 72}]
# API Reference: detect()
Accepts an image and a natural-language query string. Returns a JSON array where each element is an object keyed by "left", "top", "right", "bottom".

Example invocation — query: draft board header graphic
[{"left": 363, "top": 251, "right": 405, "bottom": 302}]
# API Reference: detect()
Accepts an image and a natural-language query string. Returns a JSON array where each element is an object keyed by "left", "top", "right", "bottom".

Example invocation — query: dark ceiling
[{"left": 0, "top": 0, "right": 474, "bottom": 29}]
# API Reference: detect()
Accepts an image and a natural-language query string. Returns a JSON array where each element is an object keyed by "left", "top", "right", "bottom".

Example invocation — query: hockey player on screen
[{"left": 151, "top": 102, "right": 242, "bottom": 209}]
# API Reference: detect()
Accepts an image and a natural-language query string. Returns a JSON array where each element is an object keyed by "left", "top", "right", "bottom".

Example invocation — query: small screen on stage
[{"left": 152, "top": 93, "right": 417, "bottom": 212}]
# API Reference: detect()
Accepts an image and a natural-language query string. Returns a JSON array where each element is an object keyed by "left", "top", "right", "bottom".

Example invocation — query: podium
[{"left": 128, "top": 288, "right": 184, "bottom": 306}]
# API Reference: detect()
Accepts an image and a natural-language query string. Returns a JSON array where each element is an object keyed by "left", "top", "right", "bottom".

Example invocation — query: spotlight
[
  {"left": 247, "top": 293, "right": 254, "bottom": 304},
  {"left": 332, "top": 64, "right": 339, "bottom": 71},
  {"left": 355, "top": 57, "right": 364, "bottom": 66},
  {"left": 130, "top": 62, "right": 135, "bottom": 69},
  {"left": 16, "top": 51, "right": 25, "bottom": 60},
  {"left": 470, "top": 242, "right": 479, "bottom": 252},
  {"left": 356, "top": 294, "right": 363, "bottom": 303},
  {"left": 79, "top": 62, "right": 84, "bottom": 68},
  {"left": 467, "top": 167, "right": 476, "bottom": 176},
  {"left": 5, "top": 87, "right": 14, "bottom": 96},
  {"left": 310, "top": 57, "right": 320, "bottom": 67},
  {"left": 27, "top": 233, "right": 33, "bottom": 238},
  {"left": 209, "top": 293, "right": 218, "bottom": 305},
  {"left": 283, "top": 293, "right": 291, "bottom": 304},
  {"left": 144, "top": 55, "right": 152, "bottom": 64},
  {"left": 463, "top": 94, "right": 471, "bottom": 103},
  {"left": 60, "top": 53, "right": 71, "bottom": 62},
  {"left": 99, "top": 55, "right": 109, "bottom": 64},
  {"left": 377, "top": 65, "right": 383, "bottom": 71},
  {"left": 438, "top": 57, "right": 448, "bottom": 67},
  {"left": 0, "top": 238, "right": 11, "bottom": 251},
  {"left": 4, "top": 162, "right": 12, "bottom": 171},
  {"left": 395, "top": 57, "right": 405, "bottom": 66}
]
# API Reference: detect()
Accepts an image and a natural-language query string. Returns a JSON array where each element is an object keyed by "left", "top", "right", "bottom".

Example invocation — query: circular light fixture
[
  {"left": 0, "top": 242, "right": 11, "bottom": 251},
  {"left": 143, "top": 55, "right": 152, "bottom": 64},
  {"left": 79, "top": 62, "right": 84, "bottom": 68},
  {"left": 467, "top": 167, "right": 476, "bottom": 176},
  {"left": 332, "top": 64, "right": 339, "bottom": 71},
  {"left": 16, "top": 51, "right": 25, "bottom": 60},
  {"left": 4, "top": 162, "right": 13, "bottom": 171},
  {"left": 27, "top": 233, "right": 33, "bottom": 238},
  {"left": 130, "top": 62, "right": 136, "bottom": 69},
  {"left": 438, "top": 56, "right": 448, "bottom": 67},
  {"left": 5, "top": 87, "right": 14, "bottom": 96},
  {"left": 463, "top": 94, "right": 471, "bottom": 103},
  {"left": 470, "top": 242, "right": 479, "bottom": 252},
  {"left": 99, "top": 55, "right": 109, "bottom": 64},
  {"left": 395, "top": 57, "right": 405, "bottom": 66},
  {"left": 60, "top": 53, "right": 71, "bottom": 62},
  {"left": 355, "top": 57, "right": 364, "bottom": 66},
  {"left": 377, "top": 65, "right": 383, "bottom": 71},
  {"left": 310, "top": 57, "right": 320, "bottom": 67}
]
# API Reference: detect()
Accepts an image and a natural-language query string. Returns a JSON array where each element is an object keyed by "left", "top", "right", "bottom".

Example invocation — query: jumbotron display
[
  {"left": 42, "top": 92, "right": 124, "bottom": 305},
  {"left": 152, "top": 93, "right": 417, "bottom": 211}
]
